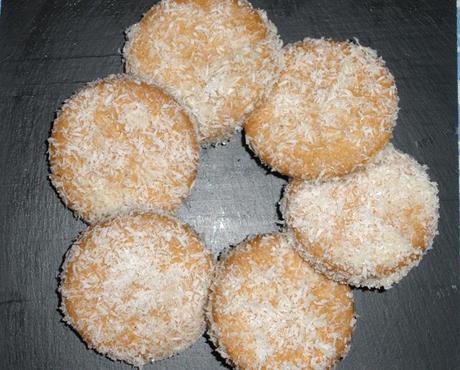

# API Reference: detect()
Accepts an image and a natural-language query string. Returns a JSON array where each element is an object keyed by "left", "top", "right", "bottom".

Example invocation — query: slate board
[{"left": 0, "top": 0, "right": 458, "bottom": 369}]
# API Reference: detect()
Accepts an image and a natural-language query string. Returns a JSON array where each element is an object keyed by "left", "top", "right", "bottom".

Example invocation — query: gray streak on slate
[{"left": 0, "top": 0, "right": 458, "bottom": 369}]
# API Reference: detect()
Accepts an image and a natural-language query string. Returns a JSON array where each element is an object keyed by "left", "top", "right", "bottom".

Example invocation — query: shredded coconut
[
  {"left": 207, "top": 233, "right": 354, "bottom": 369},
  {"left": 282, "top": 145, "right": 439, "bottom": 289},
  {"left": 59, "top": 212, "right": 213, "bottom": 367},
  {"left": 48, "top": 74, "right": 199, "bottom": 223},
  {"left": 124, "top": 0, "right": 283, "bottom": 144},
  {"left": 245, "top": 38, "right": 399, "bottom": 180}
]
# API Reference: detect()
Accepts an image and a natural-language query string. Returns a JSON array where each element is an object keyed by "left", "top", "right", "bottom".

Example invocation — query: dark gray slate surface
[{"left": 0, "top": 0, "right": 458, "bottom": 369}]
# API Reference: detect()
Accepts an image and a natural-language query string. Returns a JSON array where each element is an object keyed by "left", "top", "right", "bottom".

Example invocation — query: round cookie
[
  {"left": 245, "top": 38, "right": 399, "bottom": 180},
  {"left": 124, "top": 0, "right": 282, "bottom": 145},
  {"left": 282, "top": 145, "right": 439, "bottom": 289},
  {"left": 207, "top": 233, "right": 355, "bottom": 370},
  {"left": 48, "top": 75, "right": 199, "bottom": 223},
  {"left": 59, "top": 212, "right": 213, "bottom": 367}
]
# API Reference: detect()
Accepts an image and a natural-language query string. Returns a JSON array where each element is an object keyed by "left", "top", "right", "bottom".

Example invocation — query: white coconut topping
[
  {"left": 48, "top": 74, "right": 199, "bottom": 223},
  {"left": 245, "top": 38, "right": 399, "bottom": 180},
  {"left": 207, "top": 233, "right": 355, "bottom": 369},
  {"left": 59, "top": 212, "right": 213, "bottom": 367},
  {"left": 124, "top": 0, "right": 283, "bottom": 144},
  {"left": 282, "top": 145, "right": 439, "bottom": 289}
]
